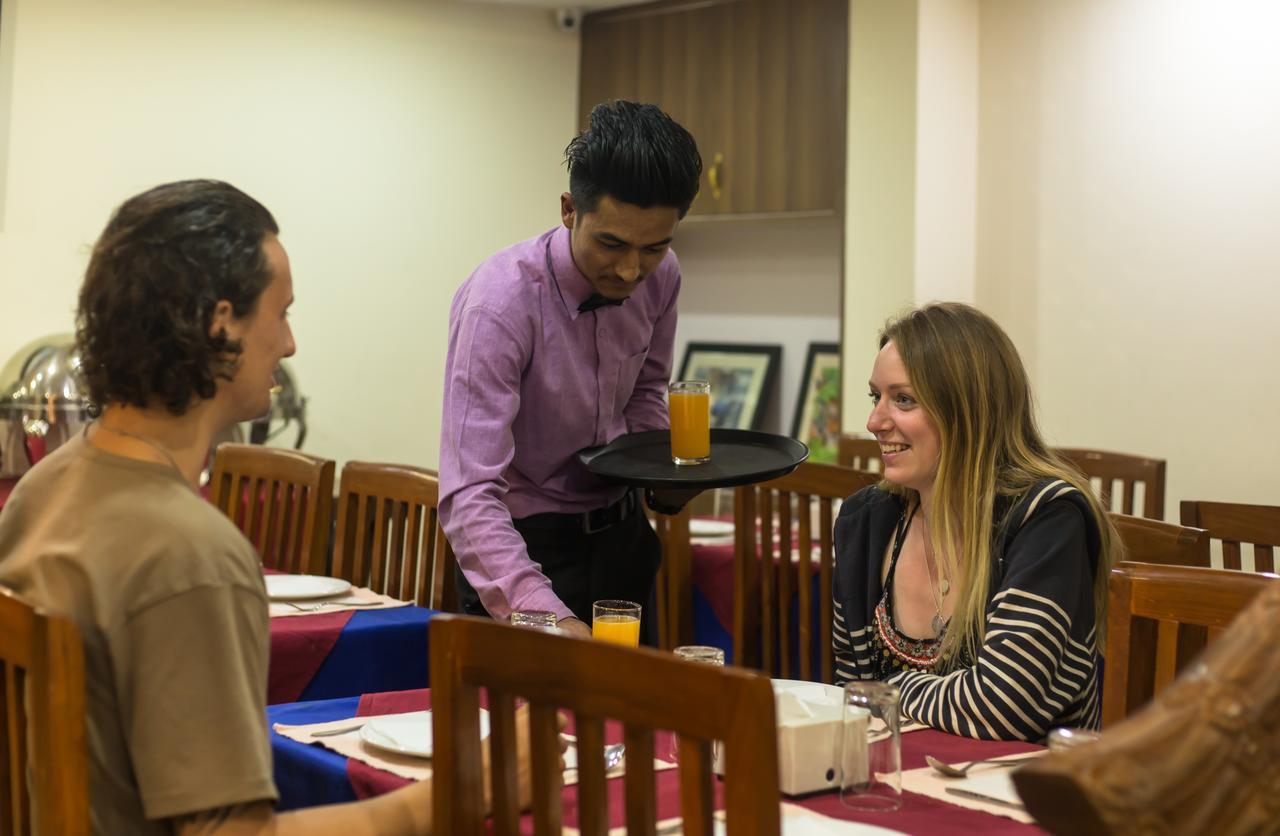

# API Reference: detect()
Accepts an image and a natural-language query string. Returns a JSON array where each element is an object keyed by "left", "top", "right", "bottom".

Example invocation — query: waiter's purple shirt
[{"left": 439, "top": 225, "right": 679, "bottom": 621}]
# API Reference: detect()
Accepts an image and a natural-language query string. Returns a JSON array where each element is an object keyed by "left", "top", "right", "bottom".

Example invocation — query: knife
[{"left": 944, "top": 786, "right": 1026, "bottom": 810}]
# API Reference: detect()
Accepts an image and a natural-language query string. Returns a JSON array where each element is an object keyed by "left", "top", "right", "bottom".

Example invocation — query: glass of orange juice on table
[
  {"left": 592, "top": 600, "right": 641, "bottom": 647},
  {"left": 667, "top": 380, "right": 711, "bottom": 465}
]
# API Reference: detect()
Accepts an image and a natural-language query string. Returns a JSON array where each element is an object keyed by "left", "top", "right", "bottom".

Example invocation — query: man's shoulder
[{"left": 454, "top": 228, "right": 556, "bottom": 315}]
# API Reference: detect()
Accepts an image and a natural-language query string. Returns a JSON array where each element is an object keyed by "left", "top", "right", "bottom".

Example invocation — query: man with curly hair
[{"left": 0, "top": 180, "right": 496, "bottom": 834}]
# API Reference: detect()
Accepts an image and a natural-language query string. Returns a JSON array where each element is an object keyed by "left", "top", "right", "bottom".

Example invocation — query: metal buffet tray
[{"left": 579, "top": 429, "right": 808, "bottom": 491}]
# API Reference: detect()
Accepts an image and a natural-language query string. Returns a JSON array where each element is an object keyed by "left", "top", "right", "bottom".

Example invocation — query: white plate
[
  {"left": 690, "top": 519, "right": 735, "bottom": 538},
  {"left": 359, "top": 709, "right": 490, "bottom": 759},
  {"left": 265, "top": 574, "right": 352, "bottom": 601}
]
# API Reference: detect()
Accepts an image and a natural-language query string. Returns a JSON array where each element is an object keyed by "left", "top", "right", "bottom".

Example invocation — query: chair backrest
[
  {"left": 1110, "top": 513, "right": 1210, "bottom": 568},
  {"left": 1101, "top": 561, "right": 1277, "bottom": 727},
  {"left": 733, "top": 461, "right": 878, "bottom": 682},
  {"left": 429, "top": 614, "right": 780, "bottom": 836},
  {"left": 650, "top": 506, "right": 693, "bottom": 650},
  {"left": 0, "top": 587, "right": 88, "bottom": 836},
  {"left": 1055, "top": 447, "right": 1166, "bottom": 519},
  {"left": 1179, "top": 500, "right": 1280, "bottom": 573},
  {"left": 209, "top": 443, "right": 335, "bottom": 575},
  {"left": 331, "top": 461, "right": 456, "bottom": 611},
  {"left": 835, "top": 435, "right": 882, "bottom": 474}
]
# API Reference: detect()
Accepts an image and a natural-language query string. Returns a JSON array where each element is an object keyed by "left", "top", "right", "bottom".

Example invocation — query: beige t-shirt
[{"left": 0, "top": 433, "right": 277, "bottom": 835}]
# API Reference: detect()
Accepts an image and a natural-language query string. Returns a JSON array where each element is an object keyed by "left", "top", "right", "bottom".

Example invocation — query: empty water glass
[
  {"left": 674, "top": 645, "right": 725, "bottom": 666},
  {"left": 839, "top": 681, "right": 902, "bottom": 812},
  {"left": 1047, "top": 727, "right": 1100, "bottom": 753},
  {"left": 510, "top": 610, "right": 557, "bottom": 630},
  {"left": 671, "top": 645, "right": 725, "bottom": 764}
]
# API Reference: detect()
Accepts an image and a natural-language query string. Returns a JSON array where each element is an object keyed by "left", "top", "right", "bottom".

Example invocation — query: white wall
[
  {"left": 977, "top": 0, "right": 1280, "bottom": 519},
  {"left": 842, "top": 0, "right": 919, "bottom": 415},
  {"left": 0, "top": 0, "right": 579, "bottom": 468},
  {"left": 673, "top": 216, "right": 843, "bottom": 437},
  {"left": 914, "top": 0, "right": 979, "bottom": 305}
]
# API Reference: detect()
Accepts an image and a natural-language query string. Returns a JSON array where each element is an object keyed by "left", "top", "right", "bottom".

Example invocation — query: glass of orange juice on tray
[
  {"left": 667, "top": 380, "right": 711, "bottom": 465},
  {"left": 592, "top": 599, "right": 641, "bottom": 647}
]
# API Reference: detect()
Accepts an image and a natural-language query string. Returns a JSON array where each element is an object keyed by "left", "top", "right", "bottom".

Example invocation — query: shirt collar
[{"left": 549, "top": 225, "right": 600, "bottom": 320}]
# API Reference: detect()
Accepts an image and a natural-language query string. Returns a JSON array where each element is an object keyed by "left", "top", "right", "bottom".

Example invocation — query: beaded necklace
[{"left": 870, "top": 505, "right": 948, "bottom": 675}]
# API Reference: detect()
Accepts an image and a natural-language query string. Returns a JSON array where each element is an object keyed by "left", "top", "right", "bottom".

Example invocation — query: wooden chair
[
  {"left": 0, "top": 586, "right": 88, "bottom": 835},
  {"left": 429, "top": 614, "right": 780, "bottom": 835},
  {"left": 734, "top": 461, "right": 878, "bottom": 682},
  {"left": 1054, "top": 447, "right": 1166, "bottom": 519},
  {"left": 1180, "top": 500, "right": 1280, "bottom": 573},
  {"left": 836, "top": 434, "right": 882, "bottom": 474},
  {"left": 331, "top": 461, "right": 456, "bottom": 611},
  {"left": 209, "top": 443, "right": 335, "bottom": 575},
  {"left": 1101, "top": 561, "right": 1277, "bottom": 727},
  {"left": 1110, "top": 513, "right": 1210, "bottom": 568},
  {"left": 650, "top": 506, "right": 693, "bottom": 650}
]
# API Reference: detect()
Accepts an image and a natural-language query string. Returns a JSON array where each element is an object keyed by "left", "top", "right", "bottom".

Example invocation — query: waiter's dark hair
[
  {"left": 565, "top": 100, "right": 702, "bottom": 218},
  {"left": 76, "top": 179, "right": 279, "bottom": 415}
]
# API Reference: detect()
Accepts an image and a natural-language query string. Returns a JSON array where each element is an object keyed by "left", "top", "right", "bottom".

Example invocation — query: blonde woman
[{"left": 832, "top": 303, "right": 1120, "bottom": 741}]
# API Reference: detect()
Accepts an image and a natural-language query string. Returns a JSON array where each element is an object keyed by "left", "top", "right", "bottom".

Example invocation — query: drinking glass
[
  {"left": 592, "top": 600, "right": 641, "bottom": 647},
  {"left": 1047, "top": 727, "right": 1100, "bottom": 753},
  {"left": 674, "top": 645, "right": 725, "bottom": 666},
  {"left": 839, "top": 681, "right": 902, "bottom": 812},
  {"left": 671, "top": 646, "right": 726, "bottom": 763},
  {"left": 510, "top": 610, "right": 558, "bottom": 630},
  {"left": 667, "top": 380, "right": 711, "bottom": 465}
]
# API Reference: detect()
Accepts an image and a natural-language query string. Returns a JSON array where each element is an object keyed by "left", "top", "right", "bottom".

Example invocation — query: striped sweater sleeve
[
  {"left": 833, "top": 591, "right": 874, "bottom": 685},
  {"left": 888, "top": 491, "right": 1102, "bottom": 741}
]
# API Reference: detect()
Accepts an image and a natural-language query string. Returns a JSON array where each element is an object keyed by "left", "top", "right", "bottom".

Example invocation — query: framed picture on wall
[
  {"left": 791, "top": 342, "right": 841, "bottom": 463},
  {"left": 677, "top": 342, "right": 781, "bottom": 431}
]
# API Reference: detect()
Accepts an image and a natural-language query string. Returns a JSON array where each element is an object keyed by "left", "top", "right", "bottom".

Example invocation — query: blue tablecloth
[
  {"left": 278, "top": 606, "right": 437, "bottom": 703},
  {"left": 269, "top": 697, "right": 361, "bottom": 809}
]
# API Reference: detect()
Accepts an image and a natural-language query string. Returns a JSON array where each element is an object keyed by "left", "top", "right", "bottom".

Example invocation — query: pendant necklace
[{"left": 919, "top": 513, "right": 950, "bottom": 635}]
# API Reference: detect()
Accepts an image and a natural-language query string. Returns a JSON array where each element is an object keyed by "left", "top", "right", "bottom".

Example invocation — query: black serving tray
[{"left": 579, "top": 429, "right": 809, "bottom": 490}]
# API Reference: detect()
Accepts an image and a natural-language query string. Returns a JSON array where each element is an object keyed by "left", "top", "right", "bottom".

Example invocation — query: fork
[{"left": 287, "top": 600, "right": 385, "bottom": 612}]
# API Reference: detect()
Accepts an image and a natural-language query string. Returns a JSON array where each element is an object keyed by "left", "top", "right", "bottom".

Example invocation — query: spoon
[{"left": 925, "top": 754, "right": 1028, "bottom": 778}]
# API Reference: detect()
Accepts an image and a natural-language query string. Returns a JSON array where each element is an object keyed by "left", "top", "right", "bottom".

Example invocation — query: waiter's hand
[
  {"left": 558, "top": 617, "right": 592, "bottom": 638},
  {"left": 648, "top": 487, "right": 702, "bottom": 513}
]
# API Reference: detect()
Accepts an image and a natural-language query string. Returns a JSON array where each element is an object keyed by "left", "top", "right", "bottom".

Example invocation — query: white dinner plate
[
  {"left": 359, "top": 709, "right": 490, "bottom": 759},
  {"left": 265, "top": 574, "right": 352, "bottom": 601},
  {"left": 698, "top": 813, "right": 905, "bottom": 836},
  {"left": 690, "top": 519, "right": 735, "bottom": 538}
]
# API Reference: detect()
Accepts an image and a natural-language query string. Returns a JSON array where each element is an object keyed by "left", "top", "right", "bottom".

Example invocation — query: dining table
[
  {"left": 268, "top": 686, "right": 1046, "bottom": 834},
  {"left": 266, "top": 578, "right": 439, "bottom": 704}
]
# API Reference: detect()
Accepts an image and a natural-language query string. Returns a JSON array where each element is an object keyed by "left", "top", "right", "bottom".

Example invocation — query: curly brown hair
[{"left": 76, "top": 180, "right": 279, "bottom": 415}]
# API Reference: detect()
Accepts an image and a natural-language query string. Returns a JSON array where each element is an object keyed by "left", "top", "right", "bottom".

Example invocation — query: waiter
[{"left": 439, "top": 100, "right": 702, "bottom": 642}]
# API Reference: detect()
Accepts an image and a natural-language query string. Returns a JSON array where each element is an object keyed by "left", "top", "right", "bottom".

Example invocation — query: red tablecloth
[
  {"left": 343, "top": 688, "right": 1043, "bottom": 834},
  {"left": 269, "top": 610, "right": 356, "bottom": 703},
  {"left": 0, "top": 477, "right": 19, "bottom": 512}
]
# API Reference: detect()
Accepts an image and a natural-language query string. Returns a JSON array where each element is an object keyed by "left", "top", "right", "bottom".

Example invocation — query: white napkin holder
[
  {"left": 771, "top": 680, "right": 867, "bottom": 796},
  {"left": 713, "top": 680, "right": 867, "bottom": 796}
]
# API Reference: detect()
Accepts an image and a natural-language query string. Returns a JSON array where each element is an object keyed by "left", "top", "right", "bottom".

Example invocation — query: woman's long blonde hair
[{"left": 878, "top": 303, "right": 1121, "bottom": 664}]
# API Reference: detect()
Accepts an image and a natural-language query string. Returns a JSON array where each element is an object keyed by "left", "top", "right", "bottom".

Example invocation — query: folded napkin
[
  {"left": 272, "top": 716, "right": 675, "bottom": 787},
  {"left": 268, "top": 586, "right": 410, "bottom": 618},
  {"left": 585, "top": 803, "right": 861, "bottom": 836},
  {"left": 899, "top": 751, "right": 1044, "bottom": 824}
]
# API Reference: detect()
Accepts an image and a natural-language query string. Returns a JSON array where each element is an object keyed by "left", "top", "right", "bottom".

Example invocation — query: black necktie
[{"left": 578, "top": 293, "right": 625, "bottom": 313}]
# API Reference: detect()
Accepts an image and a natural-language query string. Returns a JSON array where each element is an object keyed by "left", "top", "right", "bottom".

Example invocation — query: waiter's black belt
[{"left": 515, "top": 491, "right": 637, "bottom": 535}]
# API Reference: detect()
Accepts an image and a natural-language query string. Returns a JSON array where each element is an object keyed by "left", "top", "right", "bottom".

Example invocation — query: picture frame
[
  {"left": 791, "top": 342, "right": 841, "bottom": 463},
  {"left": 676, "top": 342, "right": 781, "bottom": 431}
]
